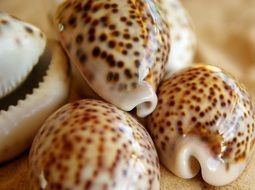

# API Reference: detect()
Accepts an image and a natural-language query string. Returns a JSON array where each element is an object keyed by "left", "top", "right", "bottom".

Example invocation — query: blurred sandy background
[{"left": 0, "top": 0, "right": 255, "bottom": 189}]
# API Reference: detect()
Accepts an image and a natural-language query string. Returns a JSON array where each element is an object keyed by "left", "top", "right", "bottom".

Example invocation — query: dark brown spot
[
  {"left": 134, "top": 60, "right": 140, "bottom": 68},
  {"left": 177, "top": 121, "right": 182, "bottom": 126},
  {"left": 92, "top": 47, "right": 101, "bottom": 57},
  {"left": 108, "top": 40, "right": 116, "bottom": 48},
  {"left": 84, "top": 180, "right": 92, "bottom": 189},
  {"left": 106, "top": 54, "right": 115, "bottom": 67},
  {"left": 107, "top": 72, "right": 114, "bottom": 81},
  {"left": 133, "top": 37, "right": 139, "bottom": 42},
  {"left": 113, "top": 73, "right": 119, "bottom": 82},
  {"left": 76, "top": 49, "right": 87, "bottom": 63},
  {"left": 101, "top": 51, "right": 107, "bottom": 58},
  {"left": 134, "top": 51, "right": 140, "bottom": 56},
  {"left": 126, "top": 21, "right": 133, "bottom": 26},
  {"left": 126, "top": 43, "right": 132, "bottom": 49},
  {"left": 24, "top": 26, "right": 34, "bottom": 34},
  {"left": 109, "top": 24, "right": 116, "bottom": 30},
  {"left": 124, "top": 69, "right": 132, "bottom": 79},
  {"left": 68, "top": 15, "right": 77, "bottom": 27},
  {"left": 123, "top": 33, "right": 130, "bottom": 39},
  {"left": 1, "top": 19, "right": 8, "bottom": 25},
  {"left": 120, "top": 17, "right": 127, "bottom": 22},
  {"left": 88, "top": 35, "right": 95, "bottom": 42},
  {"left": 159, "top": 127, "right": 164, "bottom": 134},
  {"left": 99, "top": 33, "right": 107, "bottom": 41},
  {"left": 112, "top": 9, "right": 118, "bottom": 13},
  {"left": 104, "top": 4, "right": 110, "bottom": 9},
  {"left": 122, "top": 50, "right": 128, "bottom": 55},
  {"left": 83, "top": 2, "right": 92, "bottom": 11},
  {"left": 112, "top": 31, "right": 120, "bottom": 36},
  {"left": 91, "top": 21, "right": 99, "bottom": 28},
  {"left": 75, "top": 34, "right": 83, "bottom": 44},
  {"left": 117, "top": 61, "right": 124, "bottom": 68}
]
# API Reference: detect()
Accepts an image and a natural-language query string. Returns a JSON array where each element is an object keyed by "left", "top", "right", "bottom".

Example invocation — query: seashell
[
  {"left": 160, "top": 0, "right": 197, "bottom": 77},
  {"left": 55, "top": 0, "right": 170, "bottom": 117},
  {"left": 29, "top": 99, "right": 160, "bottom": 190},
  {"left": 0, "top": 12, "right": 71, "bottom": 163},
  {"left": 147, "top": 64, "right": 255, "bottom": 186},
  {"left": 0, "top": 12, "right": 46, "bottom": 98},
  {"left": 0, "top": 40, "right": 70, "bottom": 163}
]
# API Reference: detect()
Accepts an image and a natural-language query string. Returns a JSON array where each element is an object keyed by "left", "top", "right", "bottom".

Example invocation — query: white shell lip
[
  {"left": 80, "top": 66, "right": 158, "bottom": 118},
  {"left": 0, "top": 12, "right": 46, "bottom": 99},
  {"left": 161, "top": 0, "right": 197, "bottom": 77},
  {"left": 114, "top": 81, "right": 158, "bottom": 118},
  {"left": 0, "top": 40, "right": 70, "bottom": 163},
  {"left": 160, "top": 137, "right": 247, "bottom": 186},
  {"left": 71, "top": 64, "right": 157, "bottom": 117}
]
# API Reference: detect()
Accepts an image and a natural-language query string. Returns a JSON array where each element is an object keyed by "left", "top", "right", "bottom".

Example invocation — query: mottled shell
[
  {"left": 0, "top": 12, "right": 46, "bottom": 98},
  {"left": 29, "top": 99, "right": 160, "bottom": 190},
  {"left": 147, "top": 64, "right": 255, "bottom": 186},
  {"left": 55, "top": 0, "right": 170, "bottom": 117},
  {"left": 160, "top": 0, "right": 197, "bottom": 76}
]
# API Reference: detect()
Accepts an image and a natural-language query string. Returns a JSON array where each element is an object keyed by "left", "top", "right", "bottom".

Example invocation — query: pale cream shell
[
  {"left": 0, "top": 40, "right": 70, "bottom": 163},
  {"left": 0, "top": 12, "right": 47, "bottom": 98},
  {"left": 161, "top": 0, "right": 197, "bottom": 77}
]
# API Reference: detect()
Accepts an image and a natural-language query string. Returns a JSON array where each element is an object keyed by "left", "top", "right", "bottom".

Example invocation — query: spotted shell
[
  {"left": 29, "top": 99, "right": 160, "bottom": 190},
  {"left": 0, "top": 12, "right": 46, "bottom": 98},
  {"left": 160, "top": 0, "right": 197, "bottom": 76},
  {"left": 55, "top": 0, "right": 170, "bottom": 117},
  {"left": 147, "top": 64, "right": 255, "bottom": 186}
]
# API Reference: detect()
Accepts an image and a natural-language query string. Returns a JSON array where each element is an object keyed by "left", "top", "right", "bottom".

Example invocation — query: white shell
[
  {"left": 0, "top": 41, "right": 70, "bottom": 163},
  {"left": 161, "top": 0, "right": 197, "bottom": 77},
  {"left": 0, "top": 12, "right": 46, "bottom": 98}
]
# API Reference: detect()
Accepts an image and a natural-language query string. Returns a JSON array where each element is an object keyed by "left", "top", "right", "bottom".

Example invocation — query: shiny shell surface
[
  {"left": 29, "top": 99, "right": 160, "bottom": 190},
  {"left": 55, "top": 0, "right": 170, "bottom": 117},
  {"left": 147, "top": 64, "right": 255, "bottom": 186}
]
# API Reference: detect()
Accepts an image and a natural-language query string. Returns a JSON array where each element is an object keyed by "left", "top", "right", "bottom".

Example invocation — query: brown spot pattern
[
  {"left": 29, "top": 99, "right": 159, "bottom": 190},
  {"left": 148, "top": 64, "right": 255, "bottom": 170},
  {"left": 56, "top": 0, "right": 170, "bottom": 94}
]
